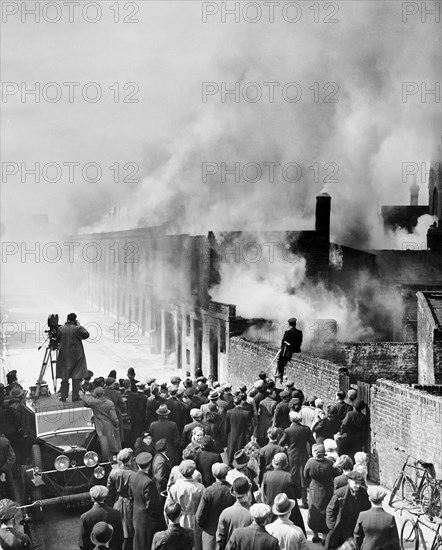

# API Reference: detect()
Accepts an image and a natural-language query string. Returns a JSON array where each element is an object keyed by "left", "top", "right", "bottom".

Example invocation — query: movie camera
[{"left": 43, "top": 313, "right": 61, "bottom": 351}]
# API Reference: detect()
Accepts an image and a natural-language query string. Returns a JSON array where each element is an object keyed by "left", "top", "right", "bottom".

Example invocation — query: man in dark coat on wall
[
  {"left": 354, "top": 487, "right": 400, "bottom": 550},
  {"left": 56, "top": 313, "right": 89, "bottom": 402},
  {"left": 324, "top": 471, "right": 371, "bottom": 550},
  {"left": 276, "top": 318, "right": 303, "bottom": 383}
]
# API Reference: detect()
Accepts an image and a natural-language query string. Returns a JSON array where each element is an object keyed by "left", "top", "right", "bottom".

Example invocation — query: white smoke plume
[
  {"left": 3, "top": 2, "right": 438, "bottom": 247},
  {"left": 211, "top": 234, "right": 372, "bottom": 343}
]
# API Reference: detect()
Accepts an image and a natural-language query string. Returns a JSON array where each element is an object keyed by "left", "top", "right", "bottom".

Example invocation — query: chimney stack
[
  {"left": 315, "top": 193, "right": 331, "bottom": 243},
  {"left": 410, "top": 174, "right": 419, "bottom": 206}
]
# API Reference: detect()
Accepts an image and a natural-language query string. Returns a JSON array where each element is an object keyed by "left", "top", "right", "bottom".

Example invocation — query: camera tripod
[{"left": 35, "top": 338, "right": 58, "bottom": 399}]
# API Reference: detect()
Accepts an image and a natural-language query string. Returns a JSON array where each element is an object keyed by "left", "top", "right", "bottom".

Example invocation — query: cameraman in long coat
[{"left": 56, "top": 313, "right": 89, "bottom": 402}]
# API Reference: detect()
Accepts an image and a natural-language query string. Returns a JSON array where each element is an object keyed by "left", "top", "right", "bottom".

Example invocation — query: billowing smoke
[
  {"left": 211, "top": 233, "right": 372, "bottom": 342},
  {"left": 3, "top": 2, "right": 438, "bottom": 245},
  {"left": 2, "top": 2, "right": 439, "bottom": 347}
]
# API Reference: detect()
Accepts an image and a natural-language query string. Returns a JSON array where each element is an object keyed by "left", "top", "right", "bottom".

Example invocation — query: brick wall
[
  {"left": 435, "top": 341, "right": 442, "bottom": 383},
  {"left": 228, "top": 338, "right": 442, "bottom": 487},
  {"left": 310, "top": 342, "right": 418, "bottom": 384},
  {"left": 371, "top": 379, "right": 442, "bottom": 486},
  {"left": 228, "top": 337, "right": 342, "bottom": 403}
]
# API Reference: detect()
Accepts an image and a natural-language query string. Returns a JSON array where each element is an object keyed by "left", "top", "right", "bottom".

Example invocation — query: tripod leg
[
  {"left": 50, "top": 349, "right": 57, "bottom": 393},
  {"left": 35, "top": 349, "right": 50, "bottom": 398}
]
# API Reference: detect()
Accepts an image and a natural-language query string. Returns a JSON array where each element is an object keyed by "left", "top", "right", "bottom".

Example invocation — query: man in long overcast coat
[
  {"left": 56, "top": 312, "right": 89, "bottom": 402},
  {"left": 225, "top": 396, "right": 253, "bottom": 467}
]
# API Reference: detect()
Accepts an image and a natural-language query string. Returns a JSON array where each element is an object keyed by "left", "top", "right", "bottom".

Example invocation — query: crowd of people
[{"left": 0, "top": 366, "right": 401, "bottom": 550}]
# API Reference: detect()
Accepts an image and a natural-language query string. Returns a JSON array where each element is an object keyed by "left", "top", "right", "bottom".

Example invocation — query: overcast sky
[{"left": 2, "top": 0, "right": 441, "bottom": 247}]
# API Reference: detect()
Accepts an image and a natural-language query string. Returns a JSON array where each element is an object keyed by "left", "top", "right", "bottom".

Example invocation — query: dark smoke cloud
[{"left": 2, "top": 1, "right": 439, "bottom": 248}]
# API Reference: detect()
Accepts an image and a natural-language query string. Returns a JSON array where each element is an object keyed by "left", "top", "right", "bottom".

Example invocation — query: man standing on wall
[
  {"left": 56, "top": 312, "right": 90, "bottom": 402},
  {"left": 276, "top": 318, "right": 303, "bottom": 383}
]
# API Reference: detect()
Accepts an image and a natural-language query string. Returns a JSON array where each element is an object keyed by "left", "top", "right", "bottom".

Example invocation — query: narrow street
[{"left": 1, "top": 287, "right": 438, "bottom": 549}]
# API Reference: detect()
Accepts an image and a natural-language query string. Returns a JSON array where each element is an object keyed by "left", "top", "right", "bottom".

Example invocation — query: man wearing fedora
[
  {"left": 226, "top": 449, "right": 256, "bottom": 491},
  {"left": 130, "top": 452, "right": 163, "bottom": 550},
  {"left": 216, "top": 477, "right": 252, "bottom": 550},
  {"left": 56, "top": 313, "right": 90, "bottom": 402},
  {"left": 79, "top": 486, "right": 124, "bottom": 550},
  {"left": 324, "top": 471, "right": 370, "bottom": 550},
  {"left": 225, "top": 503, "right": 279, "bottom": 550},
  {"left": 266, "top": 493, "right": 308, "bottom": 550},
  {"left": 354, "top": 487, "right": 400, "bottom": 550},
  {"left": 148, "top": 404, "right": 181, "bottom": 466},
  {"left": 276, "top": 318, "right": 303, "bottom": 383},
  {"left": 90, "top": 521, "right": 113, "bottom": 550}
]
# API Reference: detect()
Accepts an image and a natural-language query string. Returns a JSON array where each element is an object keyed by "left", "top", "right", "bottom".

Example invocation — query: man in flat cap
[
  {"left": 79, "top": 486, "right": 124, "bottom": 550},
  {"left": 165, "top": 460, "right": 204, "bottom": 536},
  {"left": 130, "top": 452, "right": 163, "bottom": 550},
  {"left": 226, "top": 503, "right": 279, "bottom": 550},
  {"left": 276, "top": 318, "right": 303, "bottom": 383},
  {"left": 106, "top": 448, "right": 137, "bottom": 550},
  {"left": 80, "top": 387, "right": 121, "bottom": 455},
  {"left": 196, "top": 463, "right": 235, "bottom": 550},
  {"left": 0, "top": 498, "right": 32, "bottom": 549},
  {"left": 324, "top": 471, "right": 370, "bottom": 550},
  {"left": 103, "top": 377, "right": 124, "bottom": 444},
  {"left": 354, "top": 487, "right": 400, "bottom": 550}
]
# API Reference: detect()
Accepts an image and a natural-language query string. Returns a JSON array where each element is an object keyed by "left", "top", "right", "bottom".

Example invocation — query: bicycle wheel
[
  {"left": 400, "top": 518, "right": 418, "bottom": 550},
  {"left": 401, "top": 476, "right": 416, "bottom": 504},
  {"left": 420, "top": 482, "right": 435, "bottom": 520},
  {"left": 389, "top": 474, "right": 403, "bottom": 506}
]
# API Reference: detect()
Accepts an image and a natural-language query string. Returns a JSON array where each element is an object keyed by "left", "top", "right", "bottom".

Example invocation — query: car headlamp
[
  {"left": 54, "top": 455, "right": 70, "bottom": 472},
  {"left": 84, "top": 451, "right": 99, "bottom": 468},
  {"left": 94, "top": 466, "right": 105, "bottom": 479}
]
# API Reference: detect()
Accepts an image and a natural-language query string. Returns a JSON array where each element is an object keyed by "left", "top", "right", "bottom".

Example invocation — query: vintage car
[{"left": 19, "top": 389, "right": 113, "bottom": 506}]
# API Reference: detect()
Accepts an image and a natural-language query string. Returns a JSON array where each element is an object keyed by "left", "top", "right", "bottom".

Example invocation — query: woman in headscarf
[
  {"left": 304, "top": 442, "right": 336, "bottom": 544},
  {"left": 133, "top": 431, "right": 155, "bottom": 457}
]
